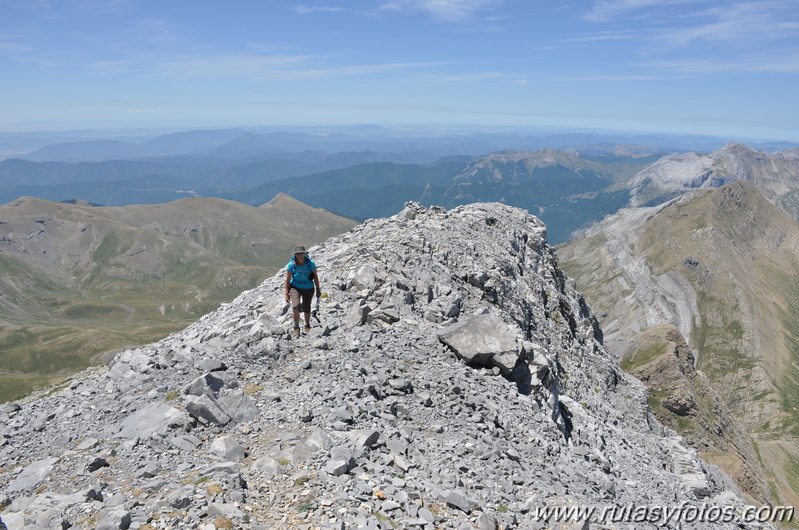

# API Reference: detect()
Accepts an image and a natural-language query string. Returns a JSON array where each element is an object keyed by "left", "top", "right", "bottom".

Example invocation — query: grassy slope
[
  {"left": 0, "top": 194, "right": 356, "bottom": 402},
  {"left": 638, "top": 183, "right": 799, "bottom": 431},
  {"left": 560, "top": 181, "right": 799, "bottom": 513}
]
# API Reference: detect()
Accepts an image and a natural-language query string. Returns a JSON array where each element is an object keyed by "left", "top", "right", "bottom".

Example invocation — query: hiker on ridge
[{"left": 285, "top": 246, "right": 321, "bottom": 337}]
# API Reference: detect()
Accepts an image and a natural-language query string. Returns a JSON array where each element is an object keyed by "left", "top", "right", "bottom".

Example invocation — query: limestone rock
[
  {"left": 7, "top": 457, "right": 58, "bottom": 493},
  {"left": 0, "top": 202, "right": 756, "bottom": 530},
  {"left": 437, "top": 312, "right": 518, "bottom": 371}
]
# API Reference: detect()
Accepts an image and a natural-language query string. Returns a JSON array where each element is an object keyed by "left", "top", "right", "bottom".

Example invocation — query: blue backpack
[{"left": 288, "top": 255, "right": 316, "bottom": 289}]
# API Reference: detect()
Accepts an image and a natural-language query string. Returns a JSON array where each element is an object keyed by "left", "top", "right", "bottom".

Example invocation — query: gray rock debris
[
  {"left": 6, "top": 457, "right": 58, "bottom": 493},
  {"left": 0, "top": 202, "right": 763, "bottom": 530}
]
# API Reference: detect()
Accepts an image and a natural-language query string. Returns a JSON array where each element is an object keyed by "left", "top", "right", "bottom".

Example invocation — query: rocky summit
[{"left": 0, "top": 202, "right": 757, "bottom": 530}]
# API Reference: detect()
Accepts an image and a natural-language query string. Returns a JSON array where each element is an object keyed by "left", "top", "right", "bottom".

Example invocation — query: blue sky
[{"left": 1, "top": 0, "right": 797, "bottom": 141}]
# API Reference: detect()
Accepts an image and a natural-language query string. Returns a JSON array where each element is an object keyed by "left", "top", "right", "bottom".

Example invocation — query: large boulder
[{"left": 437, "top": 312, "right": 519, "bottom": 373}]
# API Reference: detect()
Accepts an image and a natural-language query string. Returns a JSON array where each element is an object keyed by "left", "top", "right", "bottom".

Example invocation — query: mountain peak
[
  {"left": 717, "top": 142, "right": 756, "bottom": 155},
  {"left": 630, "top": 144, "right": 799, "bottom": 217},
  {"left": 2, "top": 195, "right": 71, "bottom": 213},
  {"left": 0, "top": 202, "right": 749, "bottom": 529},
  {"left": 260, "top": 192, "right": 301, "bottom": 207}
]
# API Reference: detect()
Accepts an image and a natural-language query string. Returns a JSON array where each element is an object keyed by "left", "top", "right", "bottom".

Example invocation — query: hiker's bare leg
[{"left": 289, "top": 289, "right": 301, "bottom": 327}]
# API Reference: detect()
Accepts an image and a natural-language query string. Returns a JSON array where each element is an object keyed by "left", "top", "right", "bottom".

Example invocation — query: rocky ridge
[{"left": 0, "top": 202, "right": 753, "bottom": 529}]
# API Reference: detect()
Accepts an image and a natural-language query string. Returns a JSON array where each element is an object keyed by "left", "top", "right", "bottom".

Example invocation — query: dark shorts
[{"left": 289, "top": 286, "right": 315, "bottom": 313}]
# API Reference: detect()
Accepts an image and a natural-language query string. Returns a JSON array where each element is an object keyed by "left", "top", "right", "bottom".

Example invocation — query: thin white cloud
[
  {"left": 573, "top": 0, "right": 799, "bottom": 81},
  {"left": 584, "top": 0, "right": 799, "bottom": 47},
  {"left": 293, "top": 4, "right": 346, "bottom": 15},
  {"left": 0, "top": 42, "right": 34, "bottom": 52},
  {"left": 279, "top": 61, "right": 447, "bottom": 80},
  {"left": 156, "top": 53, "right": 312, "bottom": 79},
  {"left": 132, "top": 18, "right": 183, "bottom": 44},
  {"left": 585, "top": 0, "right": 678, "bottom": 22},
  {"left": 653, "top": 2, "right": 799, "bottom": 48},
  {"left": 544, "top": 73, "right": 667, "bottom": 82},
  {"left": 150, "top": 53, "right": 443, "bottom": 81},
  {"left": 123, "top": 50, "right": 519, "bottom": 87},
  {"left": 71, "top": 0, "right": 131, "bottom": 12},
  {"left": 643, "top": 55, "right": 799, "bottom": 73},
  {"left": 563, "top": 31, "right": 639, "bottom": 43},
  {"left": 377, "top": 0, "right": 502, "bottom": 20},
  {"left": 402, "top": 71, "right": 520, "bottom": 84}
]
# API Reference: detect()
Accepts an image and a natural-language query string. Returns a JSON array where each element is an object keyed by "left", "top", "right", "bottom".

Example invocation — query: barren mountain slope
[
  {"left": 100, "top": 193, "right": 354, "bottom": 267},
  {"left": 559, "top": 180, "right": 799, "bottom": 511},
  {"left": 630, "top": 144, "right": 799, "bottom": 220}
]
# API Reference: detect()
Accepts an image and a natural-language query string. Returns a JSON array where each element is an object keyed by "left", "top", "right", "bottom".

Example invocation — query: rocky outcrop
[
  {"left": 0, "top": 202, "right": 754, "bottom": 529},
  {"left": 622, "top": 324, "right": 772, "bottom": 504}
]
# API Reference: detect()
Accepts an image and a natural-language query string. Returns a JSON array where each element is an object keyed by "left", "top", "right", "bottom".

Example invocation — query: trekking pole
[{"left": 312, "top": 297, "right": 321, "bottom": 323}]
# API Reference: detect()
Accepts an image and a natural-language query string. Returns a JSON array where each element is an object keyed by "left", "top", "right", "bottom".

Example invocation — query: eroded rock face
[
  {"left": 560, "top": 180, "right": 799, "bottom": 509},
  {"left": 627, "top": 326, "right": 700, "bottom": 417},
  {"left": 0, "top": 202, "right": 753, "bottom": 529},
  {"left": 622, "top": 324, "right": 772, "bottom": 505}
]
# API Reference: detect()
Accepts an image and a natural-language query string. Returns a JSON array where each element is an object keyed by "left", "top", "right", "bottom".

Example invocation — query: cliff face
[{"left": 1, "top": 203, "right": 746, "bottom": 529}]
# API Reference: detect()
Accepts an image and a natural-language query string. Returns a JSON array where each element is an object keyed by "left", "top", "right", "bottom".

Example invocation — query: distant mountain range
[
  {"left": 0, "top": 194, "right": 356, "bottom": 402},
  {"left": 5, "top": 143, "right": 799, "bottom": 245},
  {"left": 4, "top": 125, "right": 796, "bottom": 162},
  {"left": 0, "top": 148, "right": 660, "bottom": 243},
  {"left": 3, "top": 124, "right": 798, "bottom": 244},
  {"left": 0, "top": 150, "right": 451, "bottom": 201}
]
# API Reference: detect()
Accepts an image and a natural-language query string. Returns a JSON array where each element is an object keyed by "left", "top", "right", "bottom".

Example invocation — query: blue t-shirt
[{"left": 287, "top": 257, "right": 317, "bottom": 290}]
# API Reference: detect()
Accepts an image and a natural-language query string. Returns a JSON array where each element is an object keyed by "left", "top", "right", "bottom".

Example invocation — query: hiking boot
[
  {"left": 303, "top": 324, "right": 311, "bottom": 334},
  {"left": 292, "top": 326, "right": 300, "bottom": 338}
]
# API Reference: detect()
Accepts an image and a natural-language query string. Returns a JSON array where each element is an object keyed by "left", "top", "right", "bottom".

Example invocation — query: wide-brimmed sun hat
[{"left": 293, "top": 246, "right": 307, "bottom": 255}]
